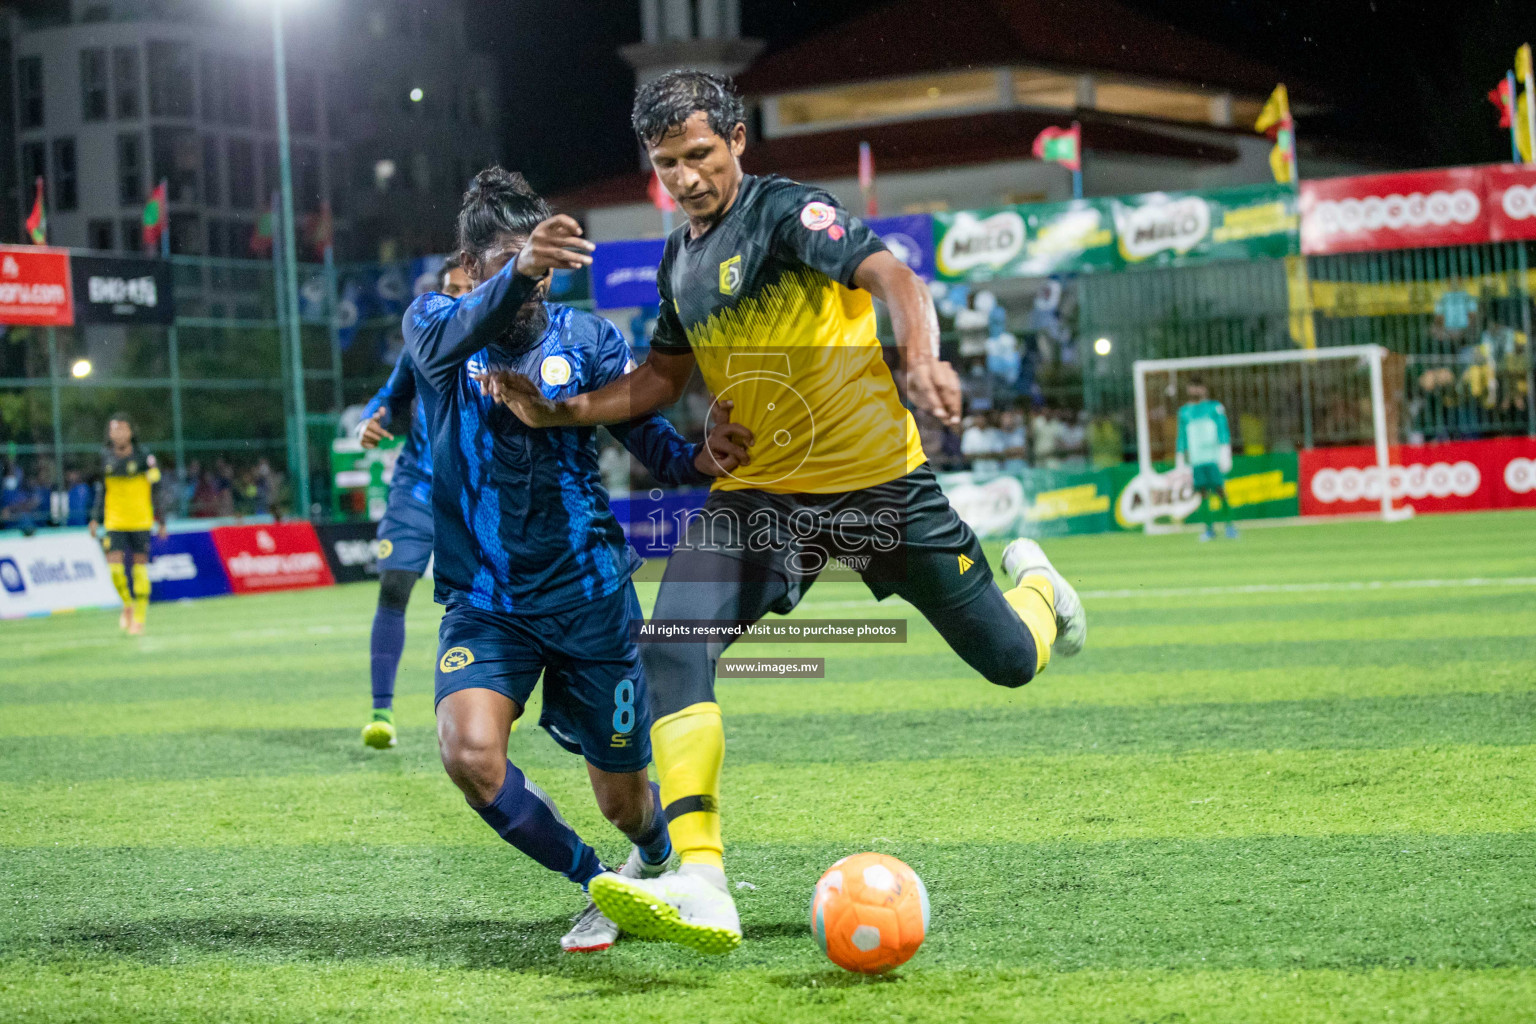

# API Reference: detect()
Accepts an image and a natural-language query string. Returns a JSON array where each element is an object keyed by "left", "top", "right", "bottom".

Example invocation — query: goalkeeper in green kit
[{"left": 1176, "top": 380, "right": 1237, "bottom": 541}]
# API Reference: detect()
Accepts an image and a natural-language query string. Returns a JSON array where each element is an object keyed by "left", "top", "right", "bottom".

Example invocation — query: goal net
[{"left": 1132, "top": 345, "right": 1411, "bottom": 527}]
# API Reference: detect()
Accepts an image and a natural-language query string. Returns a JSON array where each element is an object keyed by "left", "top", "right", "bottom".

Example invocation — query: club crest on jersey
[
  {"left": 540, "top": 354, "right": 572, "bottom": 387},
  {"left": 800, "top": 201, "right": 836, "bottom": 231},
  {"left": 440, "top": 646, "right": 475, "bottom": 672},
  {"left": 718, "top": 254, "right": 743, "bottom": 295}
]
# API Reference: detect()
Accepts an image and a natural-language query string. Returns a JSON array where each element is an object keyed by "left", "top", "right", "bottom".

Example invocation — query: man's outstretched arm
[{"left": 479, "top": 348, "right": 697, "bottom": 428}]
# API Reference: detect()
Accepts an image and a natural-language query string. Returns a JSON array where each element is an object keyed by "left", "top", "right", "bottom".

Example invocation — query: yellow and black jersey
[
  {"left": 96, "top": 444, "right": 160, "bottom": 532},
  {"left": 651, "top": 174, "right": 926, "bottom": 494}
]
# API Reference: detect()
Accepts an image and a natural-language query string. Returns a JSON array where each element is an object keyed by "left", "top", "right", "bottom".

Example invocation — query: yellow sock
[
  {"left": 650, "top": 701, "right": 725, "bottom": 871},
  {"left": 131, "top": 563, "right": 151, "bottom": 625},
  {"left": 109, "top": 562, "right": 132, "bottom": 606},
  {"left": 1004, "top": 574, "right": 1057, "bottom": 674}
]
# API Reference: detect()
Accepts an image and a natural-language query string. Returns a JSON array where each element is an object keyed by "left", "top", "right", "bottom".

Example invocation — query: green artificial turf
[{"left": 3, "top": 510, "right": 1534, "bottom": 1022}]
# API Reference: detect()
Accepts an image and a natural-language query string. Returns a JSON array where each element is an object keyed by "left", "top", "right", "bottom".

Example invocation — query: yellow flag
[
  {"left": 1269, "top": 143, "right": 1294, "bottom": 184},
  {"left": 1519, "top": 89, "right": 1533, "bottom": 163},
  {"left": 1517, "top": 43, "right": 1532, "bottom": 82},
  {"left": 1255, "top": 84, "right": 1290, "bottom": 134}
]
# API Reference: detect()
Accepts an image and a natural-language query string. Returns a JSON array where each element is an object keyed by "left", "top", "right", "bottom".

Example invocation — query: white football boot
[
  {"left": 560, "top": 845, "right": 668, "bottom": 953},
  {"left": 1001, "top": 538, "right": 1087, "bottom": 657},
  {"left": 587, "top": 863, "right": 741, "bottom": 955}
]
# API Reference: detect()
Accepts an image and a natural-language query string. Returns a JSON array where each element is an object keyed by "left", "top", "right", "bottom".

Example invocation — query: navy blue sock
[
  {"left": 472, "top": 760, "right": 604, "bottom": 887},
  {"left": 632, "top": 781, "right": 673, "bottom": 867},
  {"left": 369, "top": 606, "right": 406, "bottom": 710}
]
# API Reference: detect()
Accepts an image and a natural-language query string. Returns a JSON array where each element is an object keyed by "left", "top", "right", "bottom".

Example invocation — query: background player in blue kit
[
  {"left": 403, "top": 168, "right": 751, "bottom": 952},
  {"left": 357, "top": 257, "right": 474, "bottom": 750}
]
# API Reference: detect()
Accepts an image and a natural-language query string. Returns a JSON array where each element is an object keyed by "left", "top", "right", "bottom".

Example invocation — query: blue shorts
[
  {"left": 434, "top": 583, "right": 651, "bottom": 774},
  {"left": 377, "top": 478, "right": 434, "bottom": 575}
]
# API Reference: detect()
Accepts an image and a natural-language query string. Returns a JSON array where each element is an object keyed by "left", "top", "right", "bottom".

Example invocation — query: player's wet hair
[
  {"left": 632, "top": 70, "right": 746, "bottom": 146},
  {"left": 457, "top": 167, "right": 552, "bottom": 260}
]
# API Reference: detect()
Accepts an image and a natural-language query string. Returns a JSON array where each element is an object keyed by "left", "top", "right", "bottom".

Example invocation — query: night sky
[
  {"left": 486, "top": 0, "right": 1534, "bottom": 194},
  {"left": 13, "top": 0, "right": 1535, "bottom": 193}
]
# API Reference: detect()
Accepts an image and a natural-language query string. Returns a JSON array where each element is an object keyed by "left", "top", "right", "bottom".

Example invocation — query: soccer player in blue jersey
[
  {"left": 403, "top": 167, "right": 750, "bottom": 953},
  {"left": 357, "top": 257, "right": 473, "bottom": 750}
]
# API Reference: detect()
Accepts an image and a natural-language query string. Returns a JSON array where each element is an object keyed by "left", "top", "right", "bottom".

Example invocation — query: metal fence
[
  {"left": 1080, "top": 242, "right": 1536, "bottom": 456},
  {"left": 7, "top": 240, "right": 1534, "bottom": 520},
  {"left": 1, "top": 252, "right": 398, "bottom": 519}
]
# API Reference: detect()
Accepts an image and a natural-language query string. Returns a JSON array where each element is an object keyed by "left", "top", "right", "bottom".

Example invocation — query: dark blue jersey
[
  {"left": 403, "top": 263, "right": 709, "bottom": 615},
  {"left": 360, "top": 350, "right": 433, "bottom": 487}
]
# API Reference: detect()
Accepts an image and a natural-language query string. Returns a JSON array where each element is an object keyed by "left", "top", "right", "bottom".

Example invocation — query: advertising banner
[
  {"left": 1110, "top": 453, "right": 1300, "bottom": 529},
  {"left": 147, "top": 529, "right": 232, "bottom": 602},
  {"left": 1299, "top": 438, "right": 1536, "bottom": 516},
  {"left": 865, "top": 214, "right": 936, "bottom": 280},
  {"left": 591, "top": 238, "right": 668, "bottom": 309},
  {"left": 0, "top": 532, "right": 118, "bottom": 618},
  {"left": 934, "top": 183, "right": 1297, "bottom": 282},
  {"left": 591, "top": 215, "right": 934, "bottom": 309},
  {"left": 1299, "top": 167, "right": 1487, "bottom": 255},
  {"left": 936, "top": 453, "right": 1300, "bottom": 539},
  {"left": 1484, "top": 163, "right": 1536, "bottom": 242},
  {"left": 209, "top": 522, "right": 335, "bottom": 594},
  {"left": 610, "top": 489, "right": 710, "bottom": 558},
  {"left": 0, "top": 245, "right": 74, "bottom": 326},
  {"left": 69, "top": 254, "right": 174, "bottom": 325},
  {"left": 315, "top": 521, "right": 387, "bottom": 584}
]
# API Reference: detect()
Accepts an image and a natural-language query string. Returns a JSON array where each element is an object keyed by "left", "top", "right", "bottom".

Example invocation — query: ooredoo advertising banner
[
  {"left": 209, "top": 522, "right": 335, "bottom": 594},
  {"left": 1299, "top": 167, "right": 1488, "bottom": 255},
  {"left": 1483, "top": 164, "right": 1536, "bottom": 242},
  {"left": 0, "top": 245, "right": 74, "bottom": 326},
  {"left": 0, "top": 532, "right": 118, "bottom": 618},
  {"left": 1299, "top": 438, "right": 1536, "bottom": 516}
]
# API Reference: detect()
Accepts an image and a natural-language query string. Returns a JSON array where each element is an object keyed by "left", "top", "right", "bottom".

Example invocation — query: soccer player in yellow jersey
[
  {"left": 89, "top": 415, "right": 165, "bottom": 635},
  {"left": 485, "top": 71, "right": 1087, "bottom": 953}
]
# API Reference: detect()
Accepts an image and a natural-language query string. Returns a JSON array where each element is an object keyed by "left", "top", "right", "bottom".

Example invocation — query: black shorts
[
  {"left": 670, "top": 463, "right": 991, "bottom": 614},
  {"left": 103, "top": 530, "right": 152, "bottom": 557}
]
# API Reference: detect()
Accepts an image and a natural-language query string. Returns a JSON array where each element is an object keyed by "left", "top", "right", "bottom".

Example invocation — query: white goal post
[{"left": 1132, "top": 344, "right": 1410, "bottom": 524}]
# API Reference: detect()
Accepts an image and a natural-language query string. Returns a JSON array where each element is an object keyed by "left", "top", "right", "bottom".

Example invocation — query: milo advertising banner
[
  {"left": 938, "top": 453, "right": 1300, "bottom": 539},
  {"left": 934, "top": 184, "right": 1298, "bottom": 282}
]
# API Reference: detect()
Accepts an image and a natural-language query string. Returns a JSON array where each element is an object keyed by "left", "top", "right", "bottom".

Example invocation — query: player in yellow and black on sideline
[{"left": 89, "top": 414, "right": 166, "bottom": 635}]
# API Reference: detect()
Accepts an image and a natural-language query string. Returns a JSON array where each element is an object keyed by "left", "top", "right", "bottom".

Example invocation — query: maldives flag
[
  {"left": 1489, "top": 79, "right": 1514, "bottom": 129},
  {"left": 305, "top": 200, "right": 334, "bottom": 258},
  {"left": 858, "top": 140, "right": 877, "bottom": 217},
  {"left": 25, "top": 177, "right": 46, "bottom": 244},
  {"left": 142, "top": 180, "right": 167, "bottom": 252},
  {"left": 1032, "top": 123, "right": 1081, "bottom": 172},
  {"left": 250, "top": 198, "right": 275, "bottom": 257},
  {"left": 647, "top": 172, "right": 676, "bottom": 213}
]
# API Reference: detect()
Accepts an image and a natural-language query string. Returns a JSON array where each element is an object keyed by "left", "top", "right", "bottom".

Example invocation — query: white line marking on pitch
[{"left": 793, "top": 576, "right": 1536, "bottom": 610}]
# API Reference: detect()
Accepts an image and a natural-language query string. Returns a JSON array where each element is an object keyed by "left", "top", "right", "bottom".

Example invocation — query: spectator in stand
[
  {"left": 65, "top": 469, "right": 94, "bottom": 526},
  {"left": 1057, "top": 410, "right": 1088, "bottom": 469},
  {"left": 190, "top": 465, "right": 220, "bottom": 517},
  {"left": 997, "top": 410, "right": 1029, "bottom": 469},
  {"left": 212, "top": 460, "right": 236, "bottom": 517},
  {"left": 960, "top": 412, "right": 1007, "bottom": 472},
  {"left": 986, "top": 330, "right": 1021, "bottom": 398},
  {"left": 1032, "top": 407, "right": 1063, "bottom": 468},
  {"left": 253, "top": 458, "right": 275, "bottom": 516}
]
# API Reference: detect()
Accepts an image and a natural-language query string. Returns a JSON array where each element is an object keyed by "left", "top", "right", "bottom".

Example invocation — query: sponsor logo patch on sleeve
[{"left": 800, "top": 201, "right": 837, "bottom": 231}]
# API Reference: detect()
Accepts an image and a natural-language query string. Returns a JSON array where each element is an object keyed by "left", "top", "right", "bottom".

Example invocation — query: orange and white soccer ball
[{"left": 810, "top": 852, "right": 929, "bottom": 973}]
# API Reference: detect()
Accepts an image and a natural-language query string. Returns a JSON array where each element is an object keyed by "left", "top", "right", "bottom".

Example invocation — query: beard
[{"left": 498, "top": 300, "right": 549, "bottom": 355}]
